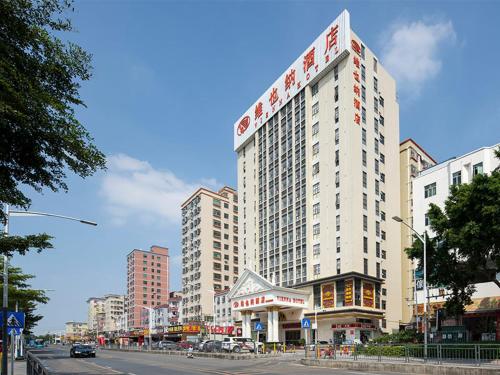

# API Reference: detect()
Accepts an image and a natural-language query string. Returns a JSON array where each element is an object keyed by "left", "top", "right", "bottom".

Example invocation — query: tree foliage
[
  {"left": 406, "top": 153, "right": 500, "bottom": 317},
  {"left": 0, "top": 260, "right": 49, "bottom": 334},
  {"left": 0, "top": 0, "right": 105, "bottom": 255}
]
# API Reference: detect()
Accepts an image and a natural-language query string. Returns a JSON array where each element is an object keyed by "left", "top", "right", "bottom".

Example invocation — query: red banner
[{"left": 322, "top": 283, "right": 335, "bottom": 308}]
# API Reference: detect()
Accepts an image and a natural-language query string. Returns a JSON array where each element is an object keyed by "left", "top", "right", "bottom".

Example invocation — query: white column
[
  {"left": 272, "top": 309, "right": 279, "bottom": 342},
  {"left": 241, "top": 312, "right": 247, "bottom": 338},
  {"left": 245, "top": 312, "right": 252, "bottom": 338},
  {"left": 267, "top": 308, "right": 274, "bottom": 342}
]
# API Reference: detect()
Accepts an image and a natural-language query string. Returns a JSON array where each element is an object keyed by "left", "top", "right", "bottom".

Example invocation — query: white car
[{"left": 221, "top": 337, "right": 263, "bottom": 353}]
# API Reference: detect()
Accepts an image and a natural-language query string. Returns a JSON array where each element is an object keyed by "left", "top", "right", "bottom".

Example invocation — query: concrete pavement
[{"left": 28, "top": 346, "right": 415, "bottom": 375}]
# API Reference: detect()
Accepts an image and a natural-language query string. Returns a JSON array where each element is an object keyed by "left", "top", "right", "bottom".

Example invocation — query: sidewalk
[{"left": 14, "top": 359, "right": 26, "bottom": 375}]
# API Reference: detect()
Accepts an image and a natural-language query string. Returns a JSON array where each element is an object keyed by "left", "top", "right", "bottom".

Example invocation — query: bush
[
  {"left": 372, "top": 330, "right": 423, "bottom": 344},
  {"left": 361, "top": 345, "right": 405, "bottom": 357}
]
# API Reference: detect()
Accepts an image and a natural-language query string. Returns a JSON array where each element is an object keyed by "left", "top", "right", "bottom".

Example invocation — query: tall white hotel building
[{"left": 230, "top": 10, "right": 402, "bottom": 342}]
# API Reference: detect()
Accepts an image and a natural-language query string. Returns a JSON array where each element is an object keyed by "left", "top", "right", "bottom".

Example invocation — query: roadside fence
[{"left": 312, "top": 343, "right": 500, "bottom": 367}]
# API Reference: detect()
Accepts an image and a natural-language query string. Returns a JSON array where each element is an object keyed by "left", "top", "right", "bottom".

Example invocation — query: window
[
  {"left": 313, "top": 243, "right": 320, "bottom": 256},
  {"left": 336, "top": 193, "right": 340, "bottom": 209},
  {"left": 374, "top": 118, "right": 379, "bottom": 134},
  {"left": 382, "top": 300, "right": 386, "bottom": 310},
  {"left": 376, "top": 242, "right": 380, "bottom": 257},
  {"left": 452, "top": 171, "right": 462, "bottom": 185},
  {"left": 379, "top": 96, "right": 384, "bottom": 107},
  {"left": 336, "top": 215, "right": 340, "bottom": 231},
  {"left": 361, "top": 64, "right": 366, "bottom": 81},
  {"left": 373, "top": 57, "right": 378, "bottom": 72},
  {"left": 336, "top": 237, "right": 341, "bottom": 253},
  {"left": 382, "top": 250, "right": 386, "bottom": 259},
  {"left": 364, "top": 259, "right": 368, "bottom": 275},
  {"left": 361, "top": 43, "right": 366, "bottom": 59},
  {"left": 375, "top": 200, "right": 380, "bottom": 216},
  {"left": 334, "top": 65, "right": 338, "bottom": 80},
  {"left": 312, "top": 122, "right": 319, "bottom": 136},
  {"left": 313, "top": 203, "right": 320, "bottom": 216},
  {"left": 313, "top": 284, "right": 321, "bottom": 308},
  {"left": 425, "top": 214, "right": 430, "bottom": 226},
  {"left": 380, "top": 173, "right": 385, "bottom": 183},
  {"left": 473, "top": 162, "right": 483, "bottom": 176},
  {"left": 313, "top": 182, "right": 320, "bottom": 195},
  {"left": 335, "top": 107, "right": 339, "bottom": 123},
  {"left": 312, "top": 162, "right": 319, "bottom": 176},
  {"left": 312, "top": 142, "right": 319, "bottom": 156},
  {"left": 424, "top": 182, "right": 437, "bottom": 198},
  {"left": 362, "top": 171, "right": 367, "bottom": 188},
  {"left": 335, "top": 128, "right": 339, "bottom": 145},
  {"left": 313, "top": 223, "right": 320, "bottom": 236},
  {"left": 311, "top": 83, "right": 319, "bottom": 96},
  {"left": 362, "top": 128, "right": 366, "bottom": 145},
  {"left": 379, "top": 115, "right": 384, "bottom": 126},
  {"left": 362, "top": 150, "right": 367, "bottom": 167},
  {"left": 380, "top": 153, "right": 385, "bottom": 164},
  {"left": 374, "top": 97, "right": 378, "bottom": 113},
  {"left": 335, "top": 150, "right": 339, "bottom": 166},
  {"left": 313, "top": 264, "right": 320, "bottom": 276},
  {"left": 376, "top": 262, "right": 380, "bottom": 278},
  {"left": 374, "top": 77, "right": 378, "bottom": 92},
  {"left": 335, "top": 171, "right": 340, "bottom": 188},
  {"left": 382, "top": 269, "right": 387, "bottom": 278},
  {"left": 312, "top": 102, "right": 319, "bottom": 116},
  {"left": 334, "top": 85, "right": 339, "bottom": 102},
  {"left": 381, "top": 211, "right": 386, "bottom": 221},
  {"left": 363, "top": 193, "right": 367, "bottom": 210},
  {"left": 375, "top": 159, "right": 379, "bottom": 175},
  {"left": 363, "top": 215, "right": 368, "bottom": 231},
  {"left": 361, "top": 85, "right": 366, "bottom": 103},
  {"left": 363, "top": 236, "right": 368, "bottom": 253},
  {"left": 376, "top": 221, "right": 380, "bottom": 237},
  {"left": 336, "top": 258, "right": 341, "bottom": 275},
  {"left": 380, "top": 134, "right": 385, "bottom": 145},
  {"left": 361, "top": 107, "right": 366, "bottom": 123}
]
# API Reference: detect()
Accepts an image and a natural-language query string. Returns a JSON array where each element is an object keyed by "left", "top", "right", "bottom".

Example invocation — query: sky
[{"left": 10, "top": 0, "right": 500, "bottom": 335}]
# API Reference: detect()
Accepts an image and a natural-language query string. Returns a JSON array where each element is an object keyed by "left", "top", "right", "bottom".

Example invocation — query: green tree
[
  {"left": 406, "top": 152, "right": 500, "bottom": 317},
  {"left": 0, "top": 260, "right": 49, "bottom": 334},
  {"left": 0, "top": 0, "right": 105, "bottom": 255}
]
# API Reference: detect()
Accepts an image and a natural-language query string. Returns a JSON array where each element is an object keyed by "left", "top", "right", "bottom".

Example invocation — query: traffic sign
[
  {"left": 7, "top": 327, "right": 22, "bottom": 336},
  {"left": 254, "top": 322, "right": 264, "bottom": 331},
  {"left": 0, "top": 311, "right": 25, "bottom": 329},
  {"left": 301, "top": 318, "right": 311, "bottom": 329}
]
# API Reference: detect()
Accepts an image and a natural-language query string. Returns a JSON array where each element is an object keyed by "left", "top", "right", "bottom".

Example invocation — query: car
[
  {"left": 196, "top": 340, "right": 209, "bottom": 351},
  {"left": 221, "top": 337, "right": 263, "bottom": 353},
  {"left": 177, "top": 341, "right": 194, "bottom": 350},
  {"left": 158, "top": 340, "right": 178, "bottom": 350},
  {"left": 204, "top": 340, "right": 222, "bottom": 353},
  {"left": 70, "top": 344, "right": 96, "bottom": 358}
]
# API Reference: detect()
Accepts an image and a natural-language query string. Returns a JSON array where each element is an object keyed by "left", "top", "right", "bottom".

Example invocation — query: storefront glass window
[
  {"left": 355, "top": 279, "right": 361, "bottom": 306},
  {"left": 336, "top": 280, "right": 345, "bottom": 307}
]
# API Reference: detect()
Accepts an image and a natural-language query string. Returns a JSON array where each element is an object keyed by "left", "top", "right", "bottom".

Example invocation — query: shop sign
[
  {"left": 207, "top": 325, "right": 235, "bottom": 335},
  {"left": 234, "top": 10, "right": 351, "bottom": 150},
  {"left": 167, "top": 325, "right": 183, "bottom": 334},
  {"left": 321, "top": 283, "right": 335, "bottom": 308},
  {"left": 362, "top": 282, "right": 374, "bottom": 308},
  {"left": 331, "top": 323, "right": 375, "bottom": 330},
  {"left": 282, "top": 322, "right": 301, "bottom": 329},
  {"left": 183, "top": 324, "right": 201, "bottom": 334},
  {"left": 344, "top": 279, "right": 353, "bottom": 306},
  {"left": 233, "top": 295, "right": 305, "bottom": 309}
]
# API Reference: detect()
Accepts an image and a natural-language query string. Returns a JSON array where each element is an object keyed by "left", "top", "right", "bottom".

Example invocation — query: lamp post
[
  {"left": 2, "top": 204, "right": 96, "bottom": 375},
  {"left": 207, "top": 290, "right": 216, "bottom": 341},
  {"left": 137, "top": 305, "right": 154, "bottom": 351},
  {"left": 393, "top": 215, "right": 428, "bottom": 358}
]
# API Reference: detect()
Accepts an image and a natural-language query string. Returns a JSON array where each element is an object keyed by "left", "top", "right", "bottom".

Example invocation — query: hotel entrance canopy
[{"left": 227, "top": 269, "right": 310, "bottom": 341}]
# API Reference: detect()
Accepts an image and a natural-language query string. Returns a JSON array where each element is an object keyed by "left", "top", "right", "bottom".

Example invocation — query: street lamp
[
  {"left": 392, "top": 215, "right": 428, "bottom": 358},
  {"left": 207, "top": 290, "right": 216, "bottom": 341},
  {"left": 2, "top": 204, "right": 97, "bottom": 375}
]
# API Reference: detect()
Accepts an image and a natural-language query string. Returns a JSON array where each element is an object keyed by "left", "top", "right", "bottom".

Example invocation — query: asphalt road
[{"left": 31, "top": 346, "right": 410, "bottom": 375}]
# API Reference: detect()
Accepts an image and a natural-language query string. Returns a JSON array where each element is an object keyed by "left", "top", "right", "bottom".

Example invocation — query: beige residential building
[
  {"left": 399, "top": 139, "right": 436, "bottom": 325},
  {"left": 103, "top": 294, "right": 125, "bottom": 333},
  {"left": 65, "top": 321, "right": 88, "bottom": 341},
  {"left": 87, "top": 297, "right": 104, "bottom": 332},
  {"left": 181, "top": 186, "right": 239, "bottom": 323},
  {"left": 232, "top": 10, "right": 402, "bottom": 342}
]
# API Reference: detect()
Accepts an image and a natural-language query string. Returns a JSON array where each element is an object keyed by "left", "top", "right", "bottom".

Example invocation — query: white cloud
[
  {"left": 381, "top": 19, "right": 456, "bottom": 95},
  {"left": 101, "top": 154, "right": 219, "bottom": 225}
]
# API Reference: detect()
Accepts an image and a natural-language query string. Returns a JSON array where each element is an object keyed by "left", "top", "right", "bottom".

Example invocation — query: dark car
[
  {"left": 70, "top": 344, "right": 96, "bottom": 358},
  {"left": 158, "top": 340, "right": 178, "bottom": 350},
  {"left": 204, "top": 340, "right": 222, "bottom": 353}
]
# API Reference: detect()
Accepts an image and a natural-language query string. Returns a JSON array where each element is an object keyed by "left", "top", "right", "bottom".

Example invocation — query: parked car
[
  {"left": 221, "top": 337, "right": 262, "bottom": 353},
  {"left": 196, "top": 340, "right": 209, "bottom": 351},
  {"left": 177, "top": 341, "right": 194, "bottom": 350},
  {"left": 204, "top": 340, "right": 222, "bottom": 352},
  {"left": 70, "top": 344, "right": 96, "bottom": 358},
  {"left": 158, "top": 340, "right": 178, "bottom": 350}
]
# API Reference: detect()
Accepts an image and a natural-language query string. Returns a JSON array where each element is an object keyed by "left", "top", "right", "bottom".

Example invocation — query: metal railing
[
  {"left": 26, "top": 351, "right": 51, "bottom": 375},
  {"left": 312, "top": 343, "right": 500, "bottom": 367}
]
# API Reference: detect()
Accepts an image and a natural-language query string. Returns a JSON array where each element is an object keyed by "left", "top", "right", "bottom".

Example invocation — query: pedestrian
[{"left": 187, "top": 346, "right": 194, "bottom": 359}]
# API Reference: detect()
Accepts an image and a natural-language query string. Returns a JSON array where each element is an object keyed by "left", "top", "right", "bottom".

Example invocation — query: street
[{"left": 29, "top": 346, "right": 411, "bottom": 375}]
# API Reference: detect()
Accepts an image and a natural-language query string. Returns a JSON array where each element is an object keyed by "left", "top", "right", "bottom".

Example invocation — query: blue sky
[{"left": 11, "top": 0, "right": 500, "bottom": 334}]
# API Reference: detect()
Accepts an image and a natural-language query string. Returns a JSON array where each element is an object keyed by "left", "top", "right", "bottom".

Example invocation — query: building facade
[
  {"left": 412, "top": 143, "right": 500, "bottom": 339},
  {"left": 127, "top": 246, "right": 169, "bottom": 330},
  {"left": 168, "top": 291, "right": 183, "bottom": 326},
  {"left": 399, "top": 139, "right": 436, "bottom": 325},
  {"left": 102, "top": 294, "right": 125, "bottom": 333},
  {"left": 233, "top": 10, "right": 402, "bottom": 341},
  {"left": 181, "top": 186, "right": 239, "bottom": 323},
  {"left": 87, "top": 297, "right": 104, "bottom": 332},
  {"left": 65, "top": 321, "right": 88, "bottom": 342}
]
